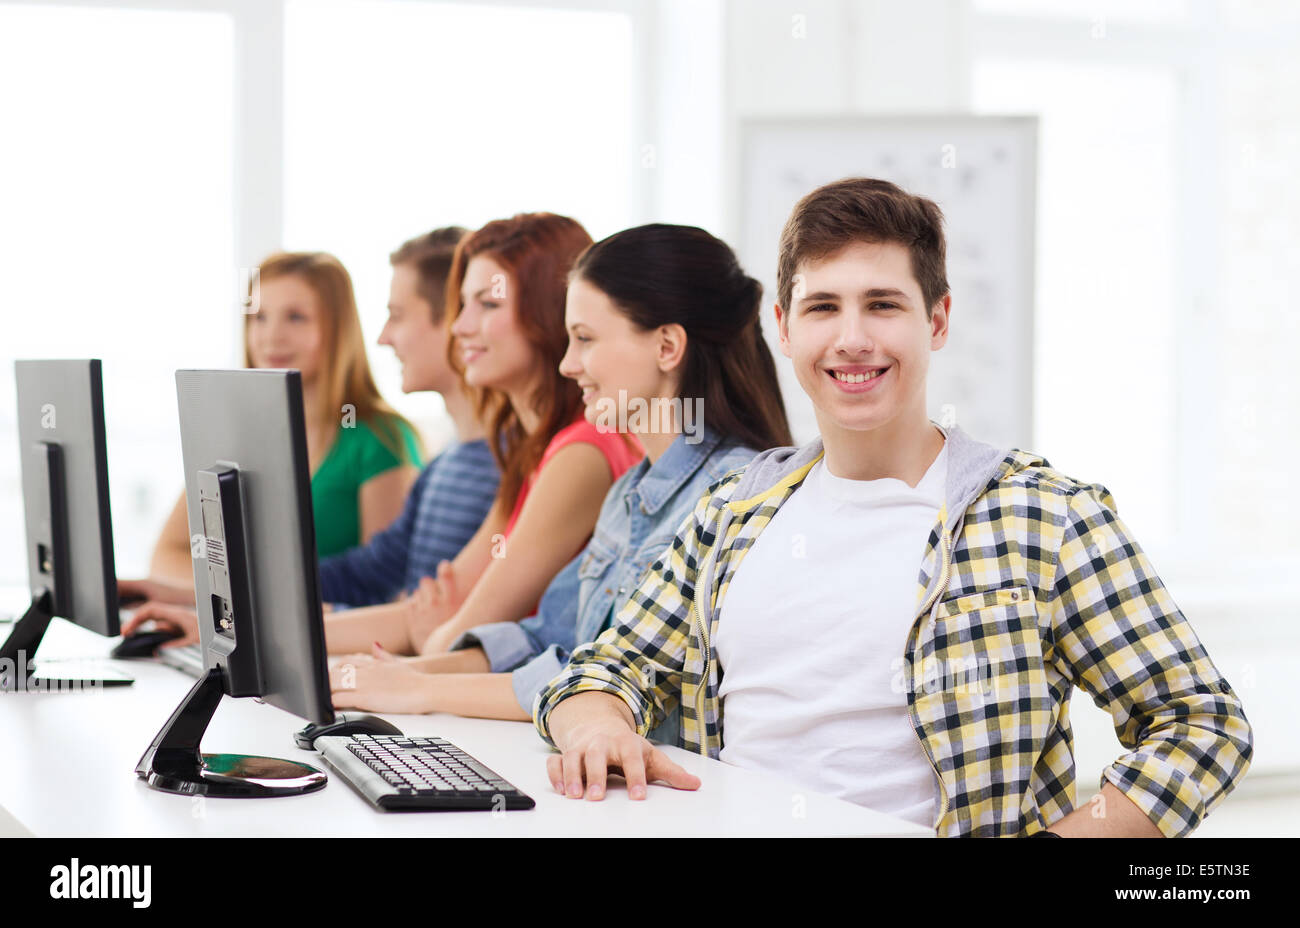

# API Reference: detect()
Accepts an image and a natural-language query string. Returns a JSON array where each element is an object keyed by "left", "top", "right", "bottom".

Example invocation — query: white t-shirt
[{"left": 715, "top": 439, "right": 948, "bottom": 828}]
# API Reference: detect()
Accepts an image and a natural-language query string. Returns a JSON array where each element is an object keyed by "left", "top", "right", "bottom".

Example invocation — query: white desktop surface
[{"left": 0, "top": 614, "right": 930, "bottom": 838}]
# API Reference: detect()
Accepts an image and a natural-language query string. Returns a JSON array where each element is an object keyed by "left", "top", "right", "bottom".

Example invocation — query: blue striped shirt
[{"left": 318, "top": 438, "right": 499, "bottom": 607}]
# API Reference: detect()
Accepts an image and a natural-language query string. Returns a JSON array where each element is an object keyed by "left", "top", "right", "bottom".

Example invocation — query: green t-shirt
[{"left": 311, "top": 416, "right": 421, "bottom": 558}]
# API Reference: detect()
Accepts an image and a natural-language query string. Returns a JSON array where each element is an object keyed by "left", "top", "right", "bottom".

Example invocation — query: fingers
[
  {"left": 155, "top": 605, "right": 199, "bottom": 646},
  {"left": 328, "top": 659, "right": 354, "bottom": 690},
  {"left": 123, "top": 603, "right": 176, "bottom": 633},
  {"left": 546, "top": 754, "right": 564, "bottom": 794},
  {"left": 372, "top": 641, "right": 396, "bottom": 662},
  {"left": 583, "top": 743, "right": 609, "bottom": 800},
  {"left": 645, "top": 749, "right": 701, "bottom": 792},
  {"left": 120, "top": 611, "right": 147, "bottom": 636},
  {"left": 549, "top": 734, "right": 686, "bottom": 801},
  {"left": 560, "top": 748, "right": 587, "bottom": 800},
  {"left": 416, "top": 575, "right": 440, "bottom": 606},
  {"left": 329, "top": 662, "right": 364, "bottom": 709},
  {"left": 436, "top": 560, "right": 457, "bottom": 604},
  {"left": 117, "top": 579, "right": 147, "bottom": 606},
  {"left": 619, "top": 746, "right": 649, "bottom": 800},
  {"left": 328, "top": 652, "right": 373, "bottom": 668}
]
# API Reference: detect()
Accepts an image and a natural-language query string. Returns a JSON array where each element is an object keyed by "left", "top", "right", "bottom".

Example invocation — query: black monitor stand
[
  {"left": 0, "top": 588, "right": 56, "bottom": 690},
  {"left": 134, "top": 667, "right": 326, "bottom": 797},
  {"left": 134, "top": 463, "right": 325, "bottom": 797}
]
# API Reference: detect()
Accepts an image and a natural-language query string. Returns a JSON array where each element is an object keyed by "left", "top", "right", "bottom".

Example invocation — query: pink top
[{"left": 504, "top": 416, "right": 644, "bottom": 538}]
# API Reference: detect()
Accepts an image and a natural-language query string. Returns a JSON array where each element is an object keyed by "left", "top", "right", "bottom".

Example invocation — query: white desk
[{"left": 0, "top": 616, "right": 930, "bottom": 838}]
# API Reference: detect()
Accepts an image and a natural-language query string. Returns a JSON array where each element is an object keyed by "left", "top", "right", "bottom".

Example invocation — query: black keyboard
[{"left": 315, "top": 734, "right": 535, "bottom": 812}]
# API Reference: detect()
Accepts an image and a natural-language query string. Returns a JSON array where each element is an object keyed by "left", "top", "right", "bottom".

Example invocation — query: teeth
[{"left": 833, "top": 368, "right": 885, "bottom": 384}]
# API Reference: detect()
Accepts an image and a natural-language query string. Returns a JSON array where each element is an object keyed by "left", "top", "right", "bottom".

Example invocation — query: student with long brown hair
[
  {"left": 145, "top": 251, "right": 421, "bottom": 586},
  {"left": 323, "top": 212, "right": 642, "bottom": 656}
]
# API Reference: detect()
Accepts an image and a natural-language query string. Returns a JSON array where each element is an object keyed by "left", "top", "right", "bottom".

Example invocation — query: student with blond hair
[{"left": 146, "top": 251, "right": 421, "bottom": 586}]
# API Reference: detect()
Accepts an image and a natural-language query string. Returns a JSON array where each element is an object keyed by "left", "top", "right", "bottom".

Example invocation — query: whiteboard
[{"left": 735, "top": 115, "right": 1038, "bottom": 451}]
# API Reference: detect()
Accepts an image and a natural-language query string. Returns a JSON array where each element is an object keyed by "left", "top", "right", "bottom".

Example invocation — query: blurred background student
[
  {"left": 317, "top": 228, "right": 500, "bottom": 607},
  {"left": 121, "top": 231, "right": 501, "bottom": 641},
  {"left": 146, "top": 251, "right": 422, "bottom": 585}
]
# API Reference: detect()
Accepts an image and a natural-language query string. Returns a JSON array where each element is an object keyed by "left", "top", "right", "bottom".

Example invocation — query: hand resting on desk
[{"left": 545, "top": 691, "right": 701, "bottom": 801}]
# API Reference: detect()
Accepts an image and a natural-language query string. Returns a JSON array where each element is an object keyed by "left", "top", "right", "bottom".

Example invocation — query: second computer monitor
[{"left": 174, "top": 368, "right": 332, "bottom": 723}]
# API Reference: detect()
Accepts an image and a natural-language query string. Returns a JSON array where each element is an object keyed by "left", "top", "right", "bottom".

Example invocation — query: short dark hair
[
  {"left": 777, "top": 178, "right": 949, "bottom": 319},
  {"left": 389, "top": 226, "right": 468, "bottom": 323}
]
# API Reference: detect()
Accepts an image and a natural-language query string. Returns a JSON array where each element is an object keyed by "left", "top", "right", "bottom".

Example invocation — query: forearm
[
  {"left": 547, "top": 691, "right": 638, "bottom": 751},
  {"left": 1046, "top": 782, "right": 1163, "bottom": 837},
  {"left": 319, "top": 531, "right": 407, "bottom": 607},
  {"left": 444, "top": 506, "right": 505, "bottom": 591},
  {"left": 403, "top": 649, "right": 490, "bottom": 674},
  {"left": 1051, "top": 488, "right": 1254, "bottom": 837},
  {"left": 426, "top": 673, "right": 530, "bottom": 721},
  {"left": 325, "top": 600, "right": 412, "bottom": 655},
  {"left": 148, "top": 544, "right": 196, "bottom": 589},
  {"left": 433, "top": 553, "right": 565, "bottom": 646},
  {"left": 359, "top": 466, "right": 418, "bottom": 542},
  {"left": 150, "top": 492, "right": 196, "bottom": 588}
]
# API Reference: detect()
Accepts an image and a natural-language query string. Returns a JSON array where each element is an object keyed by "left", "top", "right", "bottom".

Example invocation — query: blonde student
[
  {"left": 122, "top": 233, "right": 498, "bottom": 643},
  {"left": 146, "top": 251, "right": 421, "bottom": 585}
]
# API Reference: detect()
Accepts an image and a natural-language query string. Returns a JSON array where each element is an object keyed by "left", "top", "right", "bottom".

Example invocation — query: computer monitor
[
  {"left": 2, "top": 359, "right": 133, "bottom": 690},
  {"left": 135, "top": 368, "right": 333, "bottom": 797}
]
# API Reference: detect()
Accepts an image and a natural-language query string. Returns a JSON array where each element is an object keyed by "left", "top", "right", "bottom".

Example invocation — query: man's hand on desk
[
  {"left": 119, "top": 602, "right": 201, "bottom": 647},
  {"left": 546, "top": 692, "right": 701, "bottom": 801}
]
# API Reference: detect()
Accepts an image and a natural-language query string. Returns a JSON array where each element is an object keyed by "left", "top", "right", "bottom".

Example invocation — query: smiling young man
[{"left": 532, "top": 178, "right": 1253, "bottom": 837}]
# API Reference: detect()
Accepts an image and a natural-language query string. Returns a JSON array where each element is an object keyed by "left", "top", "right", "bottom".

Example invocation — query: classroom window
[
  {"left": 282, "top": 0, "right": 636, "bottom": 440},
  {"left": 972, "top": 60, "right": 1179, "bottom": 560},
  {"left": 971, "top": 2, "right": 1300, "bottom": 593},
  {"left": 0, "top": 3, "right": 235, "bottom": 582}
]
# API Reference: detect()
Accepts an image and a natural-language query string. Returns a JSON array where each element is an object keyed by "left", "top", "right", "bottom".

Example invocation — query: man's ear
[
  {"left": 656, "top": 323, "right": 688, "bottom": 373},
  {"left": 774, "top": 302, "right": 792, "bottom": 358},
  {"left": 930, "top": 294, "right": 951, "bottom": 351}
]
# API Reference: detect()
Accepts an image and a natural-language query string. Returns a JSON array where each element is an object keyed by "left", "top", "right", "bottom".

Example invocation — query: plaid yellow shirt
[{"left": 535, "top": 424, "right": 1253, "bottom": 837}]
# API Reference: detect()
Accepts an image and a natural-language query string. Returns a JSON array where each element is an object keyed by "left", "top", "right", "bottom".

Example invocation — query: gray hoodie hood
[{"left": 730, "top": 422, "right": 1014, "bottom": 534}]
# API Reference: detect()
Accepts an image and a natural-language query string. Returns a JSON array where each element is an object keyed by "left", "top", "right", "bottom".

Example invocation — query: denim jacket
[{"left": 456, "top": 423, "right": 758, "bottom": 741}]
